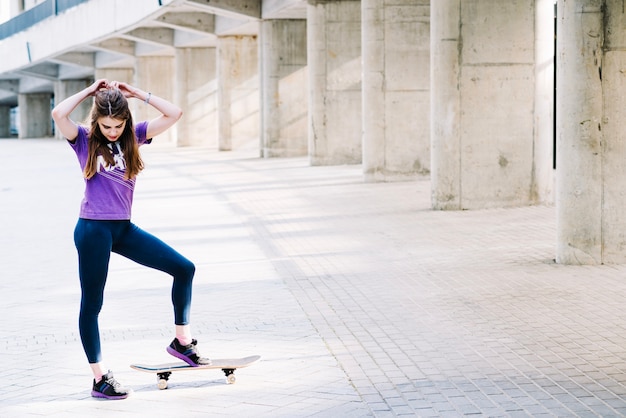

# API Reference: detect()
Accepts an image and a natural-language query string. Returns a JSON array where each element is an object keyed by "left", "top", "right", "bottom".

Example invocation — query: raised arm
[
  {"left": 110, "top": 81, "right": 182, "bottom": 139},
  {"left": 51, "top": 79, "right": 107, "bottom": 141}
]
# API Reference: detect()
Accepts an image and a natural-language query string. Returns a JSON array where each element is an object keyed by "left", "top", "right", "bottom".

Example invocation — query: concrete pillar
[
  {"left": 176, "top": 47, "right": 218, "bottom": 147},
  {"left": 556, "top": 0, "right": 626, "bottom": 264},
  {"left": 556, "top": 0, "right": 602, "bottom": 264},
  {"left": 0, "top": 106, "right": 10, "bottom": 137},
  {"left": 95, "top": 68, "right": 134, "bottom": 83},
  {"left": 430, "top": 0, "right": 461, "bottom": 209},
  {"left": 94, "top": 68, "right": 135, "bottom": 124},
  {"left": 534, "top": 0, "right": 556, "bottom": 204},
  {"left": 18, "top": 93, "right": 52, "bottom": 138},
  {"left": 431, "top": 0, "right": 536, "bottom": 210},
  {"left": 601, "top": 0, "right": 626, "bottom": 263},
  {"left": 135, "top": 56, "right": 176, "bottom": 144},
  {"left": 362, "top": 0, "right": 430, "bottom": 182},
  {"left": 94, "top": 68, "right": 134, "bottom": 108},
  {"left": 307, "top": 0, "right": 362, "bottom": 166},
  {"left": 54, "top": 79, "right": 93, "bottom": 139},
  {"left": 217, "top": 35, "right": 259, "bottom": 152},
  {"left": 260, "top": 19, "right": 308, "bottom": 158}
]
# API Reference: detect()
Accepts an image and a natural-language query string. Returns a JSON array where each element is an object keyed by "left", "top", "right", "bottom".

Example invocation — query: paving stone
[{"left": 4, "top": 139, "right": 626, "bottom": 416}]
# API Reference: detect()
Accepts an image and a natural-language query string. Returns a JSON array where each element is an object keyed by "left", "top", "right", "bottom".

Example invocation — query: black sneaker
[
  {"left": 167, "top": 338, "right": 212, "bottom": 366},
  {"left": 91, "top": 371, "right": 132, "bottom": 400}
]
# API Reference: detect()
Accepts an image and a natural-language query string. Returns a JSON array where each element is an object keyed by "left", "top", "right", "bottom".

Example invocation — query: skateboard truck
[{"left": 156, "top": 368, "right": 236, "bottom": 389}]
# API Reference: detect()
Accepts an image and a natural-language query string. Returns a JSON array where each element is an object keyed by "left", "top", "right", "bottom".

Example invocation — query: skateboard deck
[{"left": 131, "top": 355, "right": 260, "bottom": 389}]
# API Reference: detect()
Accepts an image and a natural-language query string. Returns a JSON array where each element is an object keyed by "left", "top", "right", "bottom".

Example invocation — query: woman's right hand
[{"left": 89, "top": 79, "right": 109, "bottom": 96}]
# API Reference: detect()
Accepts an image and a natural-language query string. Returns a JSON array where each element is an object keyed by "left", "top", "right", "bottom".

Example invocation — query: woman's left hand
[{"left": 109, "top": 81, "right": 137, "bottom": 99}]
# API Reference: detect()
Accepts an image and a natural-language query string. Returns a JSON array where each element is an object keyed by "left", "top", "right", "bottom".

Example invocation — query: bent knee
[{"left": 180, "top": 259, "right": 195, "bottom": 280}]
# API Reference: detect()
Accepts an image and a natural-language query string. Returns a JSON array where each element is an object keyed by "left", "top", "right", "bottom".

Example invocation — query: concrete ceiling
[{"left": 0, "top": 0, "right": 307, "bottom": 106}]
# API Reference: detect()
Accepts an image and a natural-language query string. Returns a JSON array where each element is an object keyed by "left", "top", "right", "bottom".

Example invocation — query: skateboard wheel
[
  {"left": 226, "top": 374, "right": 236, "bottom": 385},
  {"left": 157, "top": 378, "right": 168, "bottom": 390}
]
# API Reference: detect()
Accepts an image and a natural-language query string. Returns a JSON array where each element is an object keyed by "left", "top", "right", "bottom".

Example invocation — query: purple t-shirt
[{"left": 69, "top": 121, "right": 150, "bottom": 220}]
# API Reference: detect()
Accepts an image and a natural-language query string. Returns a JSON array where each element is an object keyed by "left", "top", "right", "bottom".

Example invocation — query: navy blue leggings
[{"left": 74, "top": 218, "right": 195, "bottom": 363}]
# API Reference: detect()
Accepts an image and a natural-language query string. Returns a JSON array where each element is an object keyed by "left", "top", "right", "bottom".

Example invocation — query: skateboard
[{"left": 130, "top": 355, "right": 261, "bottom": 389}]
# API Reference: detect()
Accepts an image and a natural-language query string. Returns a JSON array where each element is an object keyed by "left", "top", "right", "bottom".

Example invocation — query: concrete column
[
  {"left": 557, "top": 0, "right": 626, "bottom": 264},
  {"left": 95, "top": 68, "right": 135, "bottom": 124},
  {"left": 217, "top": 35, "right": 259, "bottom": 152},
  {"left": 534, "top": 0, "right": 556, "bottom": 204},
  {"left": 0, "top": 106, "right": 10, "bottom": 137},
  {"left": 95, "top": 68, "right": 134, "bottom": 83},
  {"left": 555, "top": 0, "right": 602, "bottom": 264},
  {"left": 431, "top": 0, "right": 536, "bottom": 210},
  {"left": 307, "top": 0, "right": 362, "bottom": 166},
  {"left": 260, "top": 19, "right": 308, "bottom": 158},
  {"left": 602, "top": 0, "right": 626, "bottom": 263},
  {"left": 362, "top": 0, "right": 430, "bottom": 182},
  {"left": 94, "top": 68, "right": 134, "bottom": 107},
  {"left": 54, "top": 79, "right": 93, "bottom": 139},
  {"left": 18, "top": 93, "right": 52, "bottom": 138},
  {"left": 431, "top": 0, "right": 461, "bottom": 209},
  {"left": 176, "top": 47, "right": 218, "bottom": 147},
  {"left": 135, "top": 56, "right": 176, "bottom": 144}
]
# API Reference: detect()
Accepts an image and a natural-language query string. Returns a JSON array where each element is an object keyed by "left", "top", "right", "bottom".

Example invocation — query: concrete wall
[
  {"left": 308, "top": 0, "right": 362, "bottom": 166},
  {"left": 260, "top": 19, "right": 308, "bottom": 158},
  {"left": 431, "top": 0, "right": 537, "bottom": 210},
  {"left": 362, "top": 0, "right": 430, "bottom": 182}
]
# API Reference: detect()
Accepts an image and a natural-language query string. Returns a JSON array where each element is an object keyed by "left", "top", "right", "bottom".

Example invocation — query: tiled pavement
[{"left": 3, "top": 138, "right": 626, "bottom": 417}]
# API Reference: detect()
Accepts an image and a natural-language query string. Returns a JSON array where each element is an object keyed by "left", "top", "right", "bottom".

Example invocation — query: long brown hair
[{"left": 84, "top": 88, "right": 144, "bottom": 180}]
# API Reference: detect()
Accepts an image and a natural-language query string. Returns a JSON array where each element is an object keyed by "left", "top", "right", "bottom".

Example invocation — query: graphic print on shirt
[{"left": 96, "top": 143, "right": 135, "bottom": 190}]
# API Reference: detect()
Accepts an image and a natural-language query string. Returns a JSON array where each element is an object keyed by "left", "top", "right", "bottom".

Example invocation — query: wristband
[{"left": 145, "top": 92, "right": 151, "bottom": 105}]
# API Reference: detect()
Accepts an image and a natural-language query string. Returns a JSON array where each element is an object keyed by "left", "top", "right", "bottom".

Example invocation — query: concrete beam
[
  {"left": 57, "top": 64, "right": 93, "bottom": 80},
  {"left": 18, "top": 63, "right": 59, "bottom": 81},
  {"left": 123, "top": 27, "right": 175, "bottom": 48},
  {"left": 49, "top": 52, "right": 95, "bottom": 80},
  {"left": 0, "top": 80, "right": 19, "bottom": 93},
  {"left": 156, "top": 12, "right": 216, "bottom": 35},
  {"left": 185, "top": 0, "right": 261, "bottom": 19},
  {"left": 51, "top": 52, "right": 95, "bottom": 67},
  {"left": 92, "top": 38, "right": 136, "bottom": 57},
  {"left": 0, "top": 93, "right": 18, "bottom": 107},
  {"left": 262, "top": 0, "right": 306, "bottom": 19},
  {"left": 94, "top": 51, "right": 135, "bottom": 69},
  {"left": 134, "top": 42, "right": 174, "bottom": 57},
  {"left": 17, "top": 76, "right": 53, "bottom": 94},
  {"left": 174, "top": 30, "right": 217, "bottom": 47},
  {"left": 215, "top": 16, "right": 259, "bottom": 35}
]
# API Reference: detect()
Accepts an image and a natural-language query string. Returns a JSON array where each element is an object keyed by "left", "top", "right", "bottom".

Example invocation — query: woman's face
[{"left": 97, "top": 116, "right": 126, "bottom": 142}]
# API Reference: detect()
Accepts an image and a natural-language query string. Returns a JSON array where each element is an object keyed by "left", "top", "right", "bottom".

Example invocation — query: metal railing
[{"left": 0, "top": 0, "right": 90, "bottom": 41}]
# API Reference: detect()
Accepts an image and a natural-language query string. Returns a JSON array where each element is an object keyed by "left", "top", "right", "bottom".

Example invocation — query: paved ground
[{"left": 3, "top": 138, "right": 626, "bottom": 417}]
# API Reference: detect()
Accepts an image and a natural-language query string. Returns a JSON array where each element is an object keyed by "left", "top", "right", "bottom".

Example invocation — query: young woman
[{"left": 52, "top": 79, "right": 210, "bottom": 400}]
